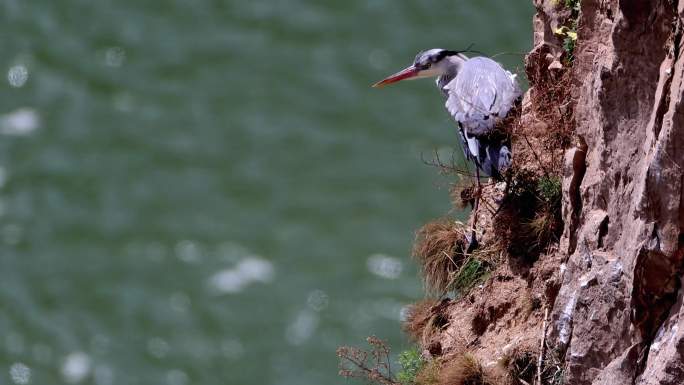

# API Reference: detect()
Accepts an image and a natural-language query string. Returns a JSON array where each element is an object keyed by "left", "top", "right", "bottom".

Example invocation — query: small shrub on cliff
[
  {"left": 397, "top": 347, "right": 424, "bottom": 384},
  {"left": 551, "top": 0, "right": 579, "bottom": 11},
  {"left": 554, "top": 24, "right": 577, "bottom": 64},
  {"left": 495, "top": 171, "right": 563, "bottom": 262},
  {"left": 564, "top": 0, "right": 580, "bottom": 11},
  {"left": 337, "top": 336, "right": 399, "bottom": 385},
  {"left": 529, "top": 176, "right": 563, "bottom": 248},
  {"left": 537, "top": 176, "right": 561, "bottom": 204}
]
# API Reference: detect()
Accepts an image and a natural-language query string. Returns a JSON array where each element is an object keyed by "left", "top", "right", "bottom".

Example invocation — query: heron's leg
[{"left": 466, "top": 168, "right": 481, "bottom": 253}]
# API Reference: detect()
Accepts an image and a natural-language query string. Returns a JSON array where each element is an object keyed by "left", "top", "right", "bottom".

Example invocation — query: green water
[{"left": 0, "top": 1, "right": 533, "bottom": 384}]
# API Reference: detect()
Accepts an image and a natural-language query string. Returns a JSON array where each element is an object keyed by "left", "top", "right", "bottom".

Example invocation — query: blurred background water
[{"left": 0, "top": 1, "right": 533, "bottom": 384}]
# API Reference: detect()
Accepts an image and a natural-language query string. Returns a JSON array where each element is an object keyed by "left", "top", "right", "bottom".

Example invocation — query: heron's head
[{"left": 372, "top": 48, "right": 464, "bottom": 88}]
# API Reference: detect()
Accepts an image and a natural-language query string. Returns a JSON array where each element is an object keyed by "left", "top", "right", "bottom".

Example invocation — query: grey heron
[
  {"left": 373, "top": 49, "right": 521, "bottom": 181},
  {"left": 373, "top": 49, "right": 521, "bottom": 249}
]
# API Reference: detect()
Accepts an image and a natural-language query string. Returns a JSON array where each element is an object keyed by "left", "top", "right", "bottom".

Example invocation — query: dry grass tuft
[
  {"left": 496, "top": 345, "right": 564, "bottom": 385},
  {"left": 525, "top": 208, "right": 562, "bottom": 250},
  {"left": 499, "top": 350, "right": 537, "bottom": 385},
  {"left": 415, "top": 360, "right": 441, "bottom": 385},
  {"left": 439, "top": 353, "right": 493, "bottom": 385},
  {"left": 402, "top": 299, "right": 440, "bottom": 343},
  {"left": 539, "top": 345, "right": 565, "bottom": 385},
  {"left": 412, "top": 219, "right": 468, "bottom": 295},
  {"left": 493, "top": 170, "right": 563, "bottom": 265}
]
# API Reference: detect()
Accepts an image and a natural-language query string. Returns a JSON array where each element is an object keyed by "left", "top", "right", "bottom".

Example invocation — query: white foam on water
[
  {"left": 399, "top": 304, "right": 412, "bottom": 322},
  {"left": 9, "top": 362, "right": 30, "bottom": 385},
  {"left": 0, "top": 108, "right": 40, "bottom": 136},
  {"left": 7, "top": 65, "right": 28, "bottom": 87},
  {"left": 285, "top": 310, "right": 319, "bottom": 346},
  {"left": 366, "top": 254, "right": 403, "bottom": 279},
  {"left": 208, "top": 256, "right": 275, "bottom": 294},
  {"left": 61, "top": 352, "right": 91, "bottom": 384}
]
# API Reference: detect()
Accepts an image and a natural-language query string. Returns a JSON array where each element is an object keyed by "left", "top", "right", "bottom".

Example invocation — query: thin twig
[
  {"left": 537, "top": 307, "right": 549, "bottom": 385},
  {"left": 522, "top": 133, "right": 552, "bottom": 177}
]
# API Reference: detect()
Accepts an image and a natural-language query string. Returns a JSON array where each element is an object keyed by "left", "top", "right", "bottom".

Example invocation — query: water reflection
[
  {"left": 208, "top": 257, "right": 275, "bottom": 294},
  {"left": 0, "top": 108, "right": 40, "bottom": 136},
  {"left": 285, "top": 309, "right": 319, "bottom": 346},
  {"left": 9, "top": 362, "right": 30, "bottom": 385},
  {"left": 7, "top": 64, "right": 28, "bottom": 88},
  {"left": 367, "top": 253, "right": 403, "bottom": 279},
  {"left": 61, "top": 352, "right": 91, "bottom": 384}
]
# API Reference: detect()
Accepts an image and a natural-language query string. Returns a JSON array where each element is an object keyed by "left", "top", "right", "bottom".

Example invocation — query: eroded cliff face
[
  {"left": 414, "top": 1, "right": 684, "bottom": 384},
  {"left": 359, "top": 2, "right": 684, "bottom": 385},
  {"left": 545, "top": 0, "right": 684, "bottom": 384}
]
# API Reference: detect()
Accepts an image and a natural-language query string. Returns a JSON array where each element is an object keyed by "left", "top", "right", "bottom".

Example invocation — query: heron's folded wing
[{"left": 444, "top": 57, "right": 521, "bottom": 137}]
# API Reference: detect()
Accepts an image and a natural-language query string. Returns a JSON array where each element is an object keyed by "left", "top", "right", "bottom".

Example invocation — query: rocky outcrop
[
  {"left": 393, "top": 2, "right": 684, "bottom": 384},
  {"left": 543, "top": 0, "right": 684, "bottom": 384}
]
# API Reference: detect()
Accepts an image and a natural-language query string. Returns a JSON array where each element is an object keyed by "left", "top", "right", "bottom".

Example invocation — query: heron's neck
[{"left": 436, "top": 55, "right": 467, "bottom": 94}]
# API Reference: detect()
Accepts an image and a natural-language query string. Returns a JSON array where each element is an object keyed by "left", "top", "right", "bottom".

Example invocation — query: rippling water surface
[{"left": 0, "top": 1, "right": 533, "bottom": 384}]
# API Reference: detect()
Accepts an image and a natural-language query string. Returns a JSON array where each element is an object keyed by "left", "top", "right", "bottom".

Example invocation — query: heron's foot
[
  {"left": 465, "top": 229, "right": 479, "bottom": 253},
  {"left": 492, "top": 181, "right": 508, "bottom": 205}
]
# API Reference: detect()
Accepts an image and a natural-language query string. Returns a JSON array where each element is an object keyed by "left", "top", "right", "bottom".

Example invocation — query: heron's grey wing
[{"left": 444, "top": 57, "right": 521, "bottom": 136}]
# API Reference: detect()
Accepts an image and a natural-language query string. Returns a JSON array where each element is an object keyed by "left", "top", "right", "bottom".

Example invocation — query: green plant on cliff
[
  {"left": 559, "top": 0, "right": 580, "bottom": 63},
  {"left": 397, "top": 347, "right": 424, "bottom": 384},
  {"left": 537, "top": 176, "right": 562, "bottom": 204},
  {"left": 564, "top": 0, "right": 580, "bottom": 11},
  {"left": 554, "top": 24, "right": 577, "bottom": 64},
  {"left": 450, "top": 256, "right": 490, "bottom": 295},
  {"left": 552, "top": 0, "right": 579, "bottom": 63},
  {"left": 552, "top": 0, "right": 579, "bottom": 11}
]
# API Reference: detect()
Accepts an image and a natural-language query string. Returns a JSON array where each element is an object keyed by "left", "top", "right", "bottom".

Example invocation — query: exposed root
[{"left": 451, "top": 178, "right": 478, "bottom": 210}]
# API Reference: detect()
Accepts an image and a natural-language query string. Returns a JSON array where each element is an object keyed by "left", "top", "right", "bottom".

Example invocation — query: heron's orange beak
[{"left": 372, "top": 66, "right": 419, "bottom": 88}]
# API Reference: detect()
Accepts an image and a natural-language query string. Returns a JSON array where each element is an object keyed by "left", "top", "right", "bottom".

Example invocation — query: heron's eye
[{"left": 416, "top": 61, "right": 431, "bottom": 70}]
